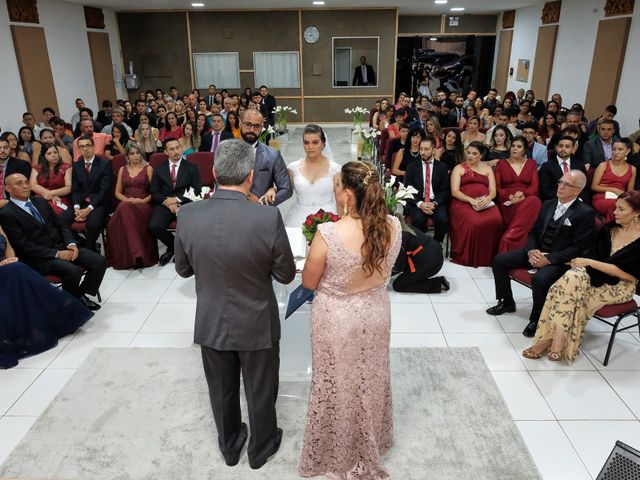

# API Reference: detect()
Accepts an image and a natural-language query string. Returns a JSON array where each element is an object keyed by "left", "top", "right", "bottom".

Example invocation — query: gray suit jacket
[
  {"left": 250, "top": 142, "right": 293, "bottom": 205},
  {"left": 174, "top": 189, "right": 296, "bottom": 351},
  {"left": 583, "top": 137, "right": 608, "bottom": 169}
]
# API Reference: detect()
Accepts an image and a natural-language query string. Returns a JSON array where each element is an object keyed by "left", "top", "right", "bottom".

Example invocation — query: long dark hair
[
  {"left": 111, "top": 123, "right": 130, "bottom": 145},
  {"left": 404, "top": 127, "right": 426, "bottom": 155},
  {"left": 466, "top": 140, "right": 488, "bottom": 160},
  {"left": 341, "top": 161, "right": 392, "bottom": 277},
  {"left": 490, "top": 125, "right": 513, "bottom": 150},
  {"left": 444, "top": 129, "right": 464, "bottom": 165},
  {"left": 224, "top": 111, "right": 240, "bottom": 134},
  {"left": 38, "top": 143, "right": 63, "bottom": 180}
]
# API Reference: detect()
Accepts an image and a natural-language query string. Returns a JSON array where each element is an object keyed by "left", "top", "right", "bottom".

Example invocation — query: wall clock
[{"left": 304, "top": 26, "right": 320, "bottom": 44}]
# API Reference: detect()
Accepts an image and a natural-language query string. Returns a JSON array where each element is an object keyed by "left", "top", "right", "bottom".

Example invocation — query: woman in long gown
[
  {"left": 523, "top": 191, "right": 640, "bottom": 362},
  {"left": 300, "top": 161, "right": 402, "bottom": 479},
  {"left": 449, "top": 141, "right": 503, "bottom": 267},
  {"left": 591, "top": 138, "right": 636, "bottom": 222},
  {"left": 283, "top": 124, "right": 341, "bottom": 227},
  {"left": 29, "top": 142, "right": 73, "bottom": 223},
  {"left": 106, "top": 141, "right": 158, "bottom": 269},
  {"left": 495, "top": 135, "right": 542, "bottom": 253},
  {"left": 0, "top": 228, "right": 93, "bottom": 368}
]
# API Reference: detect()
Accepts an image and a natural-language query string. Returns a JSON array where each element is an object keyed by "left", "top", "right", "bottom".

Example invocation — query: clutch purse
[{"left": 472, "top": 200, "right": 495, "bottom": 211}]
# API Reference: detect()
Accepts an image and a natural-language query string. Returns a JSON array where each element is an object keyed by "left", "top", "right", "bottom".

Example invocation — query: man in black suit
[
  {"left": 404, "top": 137, "right": 450, "bottom": 242},
  {"left": 259, "top": 85, "right": 277, "bottom": 127},
  {"left": 538, "top": 136, "right": 587, "bottom": 201},
  {"left": 0, "top": 173, "right": 106, "bottom": 310},
  {"left": 437, "top": 102, "right": 458, "bottom": 128},
  {"left": 71, "top": 135, "right": 113, "bottom": 253},
  {"left": 487, "top": 170, "right": 595, "bottom": 337},
  {"left": 149, "top": 138, "right": 202, "bottom": 266},
  {"left": 0, "top": 136, "right": 32, "bottom": 206},
  {"left": 352, "top": 56, "right": 376, "bottom": 86},
  {"left": 199, "top": 113, "right": 233, "bottom": 153},
  {"left": 409, "top": 106, "right": 429, "bottom": 131}
]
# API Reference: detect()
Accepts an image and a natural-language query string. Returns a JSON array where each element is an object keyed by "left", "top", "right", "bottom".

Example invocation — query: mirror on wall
[{"left": 332, "top": 36, "right": 379, "bottom": 88}]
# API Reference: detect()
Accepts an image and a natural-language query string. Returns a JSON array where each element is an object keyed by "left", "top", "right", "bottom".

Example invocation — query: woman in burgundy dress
[
  {"left": 591, "top": 137, "right": 636, "bottom": 222},
  {"left": 106, "top": 141, "right": 158, "bottom": 269},
  {"left": 449, "top": 141, "right": 503, "bottom": 267},
  {"left": 495, "top": 136, "right": 542, "bottom": 253},
  {"left": 29, "top": 142, "right": 73, "bottom": 223}
]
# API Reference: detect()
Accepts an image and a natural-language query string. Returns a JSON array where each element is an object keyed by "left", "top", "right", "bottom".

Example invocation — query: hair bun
[{"left": 362, "top": 169, "right": 378, "bottom": 187}]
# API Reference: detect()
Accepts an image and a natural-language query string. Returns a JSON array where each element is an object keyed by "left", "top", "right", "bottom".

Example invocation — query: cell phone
[{"left": 503, "top": 201, "right": 511, "bottom": 207}]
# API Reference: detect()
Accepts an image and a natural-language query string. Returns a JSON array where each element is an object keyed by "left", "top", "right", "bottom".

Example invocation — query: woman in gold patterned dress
[{"left": 523, "top": 191, "right": 640, "bottom": 362}]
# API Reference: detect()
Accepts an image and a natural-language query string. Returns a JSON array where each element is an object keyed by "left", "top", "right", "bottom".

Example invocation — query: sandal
[
  {"left": 547, "top": 351, "right": 562, "bottom": 362},
  {"left": 522, "top": 347, "right": 544, "bottom": 359}
]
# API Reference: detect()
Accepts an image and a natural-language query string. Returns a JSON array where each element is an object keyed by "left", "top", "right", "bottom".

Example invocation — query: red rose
[
  {"left": 317, "top": 209, "right": 325, "bottom": 215},
  {"left": 304, "top": 218, "right": 313, "bottom": 227}
]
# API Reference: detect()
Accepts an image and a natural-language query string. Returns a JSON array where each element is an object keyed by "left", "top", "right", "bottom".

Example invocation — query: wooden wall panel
[
  {"left": 10, "top": 25, "right": 58, "bottom": 115},
  {"left": 584, "top": 17, "right": 631, "bottom": 120},
  {"left": 530, "top": 25, "right": 558, "bottom": 102},
  {"left": 494, "top": 29, "right": 513, "bottom": 96},
  {"left": 87, "top": 31, "right": 117, "bottom": 104}
]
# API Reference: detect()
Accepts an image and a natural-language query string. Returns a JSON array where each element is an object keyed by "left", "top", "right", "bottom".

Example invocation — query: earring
[
  {"left": 634, "top": 217, "right": 638, "bottom": 223},
  {"left": 343, "top": 200, "right": 348, "bottom": 216}
]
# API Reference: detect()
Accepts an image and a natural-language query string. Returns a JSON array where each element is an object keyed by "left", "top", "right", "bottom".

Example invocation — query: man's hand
[
  {"left": 57, "top": 250, "right": 74, "bottom": 261},
  {"left": 528, "top": 249, "right": 550, "bottom": 268},
  {"left": 246, "top": 192, "right": 260, "bottom": 203},
  {"left": 420, "top": 202, "right": 435, "bottom": 215},
  {"left": 168, "top": 203, "right": 179, "bottom": 215},
  {"left": 162, "top": 197, "right": 178, "bottom": 207},
  {"left": 74, "top": 207, "right": 91, "bottom": 222},
  {"left": 68, "top": 244, "right": 79, "bottom": 261},
  {"left": 259, "top": 187, "right": 277, "bottom": 205}
]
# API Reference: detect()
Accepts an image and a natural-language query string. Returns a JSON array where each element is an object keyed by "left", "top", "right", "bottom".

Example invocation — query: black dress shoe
[
  {"left": 249, "top": 428, "right": 282, "bottom": 470},
  {"left": 522, "top": 321, "right": 538, "bottom": 337},
  {"left": 440, "top": 277, "right": 450, "bottom": 291},
  {"left": 223, "top": 423, "right": 248, "bottom": 467},
  {"left": 81, "top": 295, "right": 101, "bottom": 311},
  {"left": 158, "top": 251, "right": 174, "bottom": 267},
  {"left": 486, "top": 299, "right": 516, "bottom": 315}
]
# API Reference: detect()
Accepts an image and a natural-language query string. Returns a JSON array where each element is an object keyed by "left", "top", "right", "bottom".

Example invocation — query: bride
[{"left": 283, "top": 124, "right": 341, "bottom": 227}]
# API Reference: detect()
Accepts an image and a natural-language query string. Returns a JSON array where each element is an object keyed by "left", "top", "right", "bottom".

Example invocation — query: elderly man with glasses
[{"left": 487, "top": 170, "right": 595, "bottom": 337}]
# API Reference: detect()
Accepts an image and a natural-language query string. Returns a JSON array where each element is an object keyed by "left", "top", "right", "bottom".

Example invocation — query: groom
[{"left": 175, "top": 139, "right": 296, "bottom": 469}]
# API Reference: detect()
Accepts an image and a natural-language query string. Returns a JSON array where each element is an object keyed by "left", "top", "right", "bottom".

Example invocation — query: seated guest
[
  {"left": 485, "top": 125, "right": 513, "bottom": 167},
  {"left": 72, "top": 108, "right": 103, "bottom": 139},
  {"left": 495, "top": 136, "right": 542, "bottom": 252},
  {"left": 591, "top": 137, "right": 636, "bottom": 222},
  {"left": 1, "top": 131, "right": 31, "bottom": 163},
  {"left": 0, "top": 173, "right": 107, "bottom": 310},
  {"left": 547, "top": 111, "right": 590, "bottom": 152},
  {"left": 149, "top": 138, "right": 202, "bottom": 266},
  {"left": 386, "top": 108, "right": 405, "bottom": 140},
  {"left": 449, "top": 141, "right": 503, "bottom": 267},
  {"left": 30, "top": 129, "right": 72, "bottom": 165},
  {"left": 106, "top": 141, "right": 158, "bottom": 269},
  {"left": 404, "top": 137, "right": 450, "bottom": 243},
  {"left": 424, "top": 117, "right": 444, "bottom": 150},
  {"left": 409, "top": 106, "right": 429, "bottom": 131},
  {"left": 200, "top": 113, "right": 233, "bottom": 153},
  {"left": 71, "top": 135, "right": 113, "bottom": 252},
  {"left": 437, "top": 102, "right": 458, "bottom": 128},
  {"left": 72, "top": 119, "right": 111, "bottom": 160},
  {"left": 29, "top": 143, "right": 72, "bottom": 222},
  {"left": 488, "top": 170, "right": 595, "bottom": 337},
  {"left": 52, "top": 118, "right": 74, "bottom": 153},
  {"left": 96, "top": 99, "right": 113, "bottom": 127},
  {"left": 437, "top": 129, "right": 464, "bottom": 171},
  {"left": 101, "top": 107, "right": 133, "bottom": 137},
  {"left": 521, "top": 122, "right": 548, "bottom": 168},
  {"left": 583, "top": 118, "right": 616, "bottom": 171},
  {"left": 485, "top": 111, "right": 521, "bottom": 146},
  {"left": 224, "top": 111, "right": 241, "bottom": 139},
  {"left": 158, "top": 112, "right": 183, "bottom": 142},
  {"left": 386, "top": 122, "right": 409, "bottom": 168},
  {"left": 587, "top": 104, "right": 621, "bottom": 138},
  {"left": 392, "top": 127, "right": 425, "bottom": 179},
  {"left": 0, "top": 226, "right": 93, "bottom": 368},
  {"left": 18, "top": 126, "right": 35, "bottom": 157},
  {"left": 0, "top": 136, "right": 32, "bottom": 206},
  {"left": 392, "top": 222, "right": 449, "bottom": 293},
  {"left": 536, "top": 111, "right": 560, "bottom": 145},
  {"left": 460, "top": 116, "right": 486, "bottom": 148},
  {"left": 523, "top": 191, "right": 640, "bottom": 361},
  {"left": 179, "top": 121, "right": 197, "bottom": 156},
  {"left": 134, "top": 122, "right": 162, "bottom": 155},
  {"left": 538, "top": 136, "right": 587, "bottom": 202},
  {"left": 104, "top": 124, "right": 130, "bottom": 161}
]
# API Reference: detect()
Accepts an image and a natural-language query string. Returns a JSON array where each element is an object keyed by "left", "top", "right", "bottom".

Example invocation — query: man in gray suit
[
  {"left": 175, "top": 139, "right": 296, "bottom": 470},
  {"left": 240, "top": 109, "right": 292, "bottom": 205},
  {"left": 583, "top": 118, "right": 616, "bottom": 170}
]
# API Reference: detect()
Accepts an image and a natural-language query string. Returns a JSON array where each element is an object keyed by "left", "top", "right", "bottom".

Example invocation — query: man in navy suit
[
  {"left": 71, "top": 135, "right": 113, "bottom": 253},
  {"left": 240, "top": 109, "right": 292, "bottom": 206}
]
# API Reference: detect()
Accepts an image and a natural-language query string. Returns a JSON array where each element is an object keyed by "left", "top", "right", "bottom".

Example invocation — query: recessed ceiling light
[
  {"left": 313, "top": 1, "right": 325, "bottom": 4},
  {"left": 450, "top": 7, "right": 465, "bottom": 11},
  {"left": 435, "top": 0, "right": 448, "bottom": 4},
  {"left": 430, "top": 37, "right": 438, "bottom": 41},
  {"left": 191, "top": 2, "right": 204, "bottom": 6}
]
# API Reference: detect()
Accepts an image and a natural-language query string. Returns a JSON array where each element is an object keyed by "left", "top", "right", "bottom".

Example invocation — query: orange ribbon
[{"left": 406, "top": 245, "right": 423, "bottom": 273}]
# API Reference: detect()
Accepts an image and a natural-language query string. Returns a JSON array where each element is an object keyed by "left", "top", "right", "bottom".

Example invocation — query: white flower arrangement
[
  {"left": 273, "top": 106, "right": 298, "bottom": 131},
  {"left": 353, "top": 126, "right": 382, "bottom": 140},
  {"left": 258, "top": 124, "right": 276, "bottom": 144},
  {"left": 183, "top": 186, "right": 211, "bottom": 202},
  {"left": 384, "top": 175, "right": 418, "bottom": 213},
  {"left": 345, "top": 106, "right": 370, "bottom": 127}
]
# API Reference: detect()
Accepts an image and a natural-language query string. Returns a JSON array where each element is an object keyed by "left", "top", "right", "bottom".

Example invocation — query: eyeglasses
[
  {"left": 242, "top": 121, "right": 263, "bottom": 131},
  {"left": 557, "top": 180, "right": 580, "bottom": 189}
]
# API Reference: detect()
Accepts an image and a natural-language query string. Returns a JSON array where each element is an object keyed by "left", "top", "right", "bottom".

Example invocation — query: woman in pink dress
[
  {"left": 591, "top": 137, "right": 636, "bottom": 222},
  {"left": 300, "top": 161, "right": 402, "bottom": 479},
  {"left": 29, "top": 143, "right": 72, "bottom": 222},
  {"left": 495, "top": 135, "right": 542, "bottom": 253},
  {"left": 449, "top": 141, "right": 503, "bottom": 267},
  {"left": 106, "top": 141, "right": 158, "bottom": 269}
]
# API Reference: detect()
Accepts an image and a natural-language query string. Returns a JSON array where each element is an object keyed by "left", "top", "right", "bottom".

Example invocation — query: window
[
  {"left": 253, "top": 52, "right": 300, "bottom": 88},
  {"left": 193, "top": 52, "right": 240, "bottom": 89}
]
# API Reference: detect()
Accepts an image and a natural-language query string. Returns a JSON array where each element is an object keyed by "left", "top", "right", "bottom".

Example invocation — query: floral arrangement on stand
[
  {"left": 183, "top": 186, "right": 212, "bottom": 202},
  {"left": 383, "top": 176, "right": 418, "bottom": 215},
  {"left": 344, "top": 106, "right": 370, "bottom": 129},
  {"left": 353, "top": 126, "right": 381, "bottom": 161},
  {"left": 273, "top": 106, "right": 298, "bottom": 133},
  {"left": 257, "top": 125, "right": 276, "bottom": 144},
  {"left": 302, "top": 209, "right": 340, "bottom": 245}
]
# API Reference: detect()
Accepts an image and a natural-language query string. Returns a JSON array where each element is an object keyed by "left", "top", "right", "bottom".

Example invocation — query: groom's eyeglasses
[{"left": 242, "top": 121, "right": 263, "bottom": 131}]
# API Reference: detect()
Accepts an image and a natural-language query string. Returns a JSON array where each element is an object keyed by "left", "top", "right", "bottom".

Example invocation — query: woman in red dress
[
  {"left": 591, "top": 137, "right": 636, "bottom": 222},
  {"left": 495, "top": 135, "right": 542, "bottom": 253},
  {"left": 29, "top": 142, "right": 72, "bottom": 222},
  {"left": 449, "top": 141, "right": 503, "bottom": 267},
  {"left": 106, "top": 141, "right": 159, "bottom": 269},
  {"left": 158, "top": 112, "right": 183, "bottom": 142}
]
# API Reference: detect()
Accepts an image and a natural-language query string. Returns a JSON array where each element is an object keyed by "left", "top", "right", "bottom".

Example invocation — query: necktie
[
  {"left": 171, "top": 163, "right": 177, "bottom": 189},
  {"left": 0, "top": 164, "right": 4, "bottom": 200},
  {"left": 457, "top": 108, "right": 462, "bottom": 122},
  {"left": 211, "top": 132, "right": 220, "bottom": 153},
  {"left": 25, "top": 200, "right": 44, "bottom": 223},
  {"left": 554, "top": 203, "right": 566, "bottom": 221},
  {"left": 562, "top": 161, "right": 569, "bottom": 174},
  {"left": 424, "top": 161, "right": 432, "bottom": 202},
  {"left": 85, "top": 162, "right": 91, "bottom": 176}
]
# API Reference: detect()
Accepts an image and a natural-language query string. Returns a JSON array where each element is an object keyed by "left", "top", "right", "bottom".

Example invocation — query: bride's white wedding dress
[{"left": 283, "top": 158, "right": 342, "bottom": 227}]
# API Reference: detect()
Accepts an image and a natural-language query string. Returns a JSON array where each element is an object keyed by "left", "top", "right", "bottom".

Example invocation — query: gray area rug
[{"left": 0, "top": 347, "right": 540, "bottom": 479}]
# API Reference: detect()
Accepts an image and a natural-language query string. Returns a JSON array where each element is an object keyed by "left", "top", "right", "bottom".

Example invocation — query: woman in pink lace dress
[{"left": 300, "top": 161, "right": 402, "bottom": 479}]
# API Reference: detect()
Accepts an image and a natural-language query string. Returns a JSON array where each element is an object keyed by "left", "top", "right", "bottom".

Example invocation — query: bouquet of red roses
[{"left": 302, "top": 209, "right": 340, "bottom": 245}]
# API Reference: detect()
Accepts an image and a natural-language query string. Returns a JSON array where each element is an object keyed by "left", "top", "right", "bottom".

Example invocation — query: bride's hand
[
  {"left": 259, "top": 187, "right": 277, "bottom": 205},
  {"left": 0, "top": 257, "right": 18, "bottom": 267}
]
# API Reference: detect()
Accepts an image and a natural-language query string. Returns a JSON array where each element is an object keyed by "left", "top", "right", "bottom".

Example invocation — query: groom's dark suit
[
  {"left": 250, "top": 142, "right": 292, "bottom": 206},
  {"left": 175, "top": 188, "right": 295, "bottom": 468}
]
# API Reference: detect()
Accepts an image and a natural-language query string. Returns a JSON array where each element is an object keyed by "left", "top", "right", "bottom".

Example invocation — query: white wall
[
  {"left": 505, "top": 5, "right": 540, "bottom": 93},
  {"left": 0, "top": 1, "right": 27, "bottom": 133},
  {"left": 103, "top": 8, "right": 127, "bottom": 100},
  {"left": 615, "top": 7, "right": 640, "bottom": 136}
]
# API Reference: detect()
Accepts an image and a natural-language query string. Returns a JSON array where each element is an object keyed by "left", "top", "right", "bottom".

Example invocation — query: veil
[{"left": 322, "top": 128, "right": 336, "bottom": 162}]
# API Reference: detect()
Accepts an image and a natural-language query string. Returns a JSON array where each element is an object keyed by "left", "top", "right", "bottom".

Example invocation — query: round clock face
[{"left": 304, "top": 26, "right": 320, "bottom": 44}]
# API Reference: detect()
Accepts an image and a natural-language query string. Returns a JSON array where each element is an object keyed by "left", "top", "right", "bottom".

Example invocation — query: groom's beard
[{"left": 241, "top": 130, "right": 258, "bottom": 144}]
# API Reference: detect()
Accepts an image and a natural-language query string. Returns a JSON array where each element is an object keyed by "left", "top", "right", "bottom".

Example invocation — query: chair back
[
  {"left": 149, "top": 153, "right": 169, "bottom": 168},
  {"left": 186, "top": 152, "right": 215, "bottom": 188}
]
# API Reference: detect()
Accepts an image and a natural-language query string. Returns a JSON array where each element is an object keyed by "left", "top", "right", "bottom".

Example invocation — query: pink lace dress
[{"left": 299, "top": 216, "right": 402, "bottom": 479}]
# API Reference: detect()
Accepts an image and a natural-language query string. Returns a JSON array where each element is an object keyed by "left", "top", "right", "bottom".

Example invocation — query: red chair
[
  {"left": 186, "top": 152, "right": 215, "bottom": 189},
  {"left": 46, "top": 273, "right": 102, "bottom": 302},
  {"left": 149, "top": 152, "right": 168, "bottom": 168}
]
